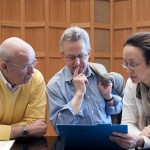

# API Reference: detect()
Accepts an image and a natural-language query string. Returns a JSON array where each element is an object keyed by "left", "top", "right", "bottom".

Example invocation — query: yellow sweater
[{"left": 0, "top": 69, "right": 47, "bottom": 140}]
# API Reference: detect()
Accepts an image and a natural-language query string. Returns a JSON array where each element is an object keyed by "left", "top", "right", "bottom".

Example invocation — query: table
[{"left": 10, "top": 136, "right": 142, "bottom": 150}]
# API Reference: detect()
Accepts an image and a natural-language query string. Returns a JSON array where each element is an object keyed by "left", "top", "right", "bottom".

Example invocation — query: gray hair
[
  {"left": 60, "top": 26, "right": 91, "bottom": 53},
  {"left": 0, "top": 45, "right": 14, "bottom": 61}
]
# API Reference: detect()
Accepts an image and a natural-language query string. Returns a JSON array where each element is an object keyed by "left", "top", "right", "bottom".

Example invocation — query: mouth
[
  {"left": 130, "top": 76, "right": 137, "bottom": 80},
  {"left": 78, "top": 66, "right": 85, "bottom": 74},
  {"left": 25, "top": 75, "right": 32, "bottom": 80}
]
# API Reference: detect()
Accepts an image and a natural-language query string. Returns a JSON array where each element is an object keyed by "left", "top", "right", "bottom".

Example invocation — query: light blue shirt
[{"left": 47, "top": 65, "right": 123, "bottom": 134}]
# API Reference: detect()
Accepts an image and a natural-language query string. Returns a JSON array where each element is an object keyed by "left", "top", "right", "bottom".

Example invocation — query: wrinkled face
[
  {"left": 123, "top": 45, "right": 150, "bottom": 84},
  {"left": 1, "top": 50, "right": 36, "bottom": 86},
  {"left": 61, "top": 40, "right": 90, "bottom": 74}
]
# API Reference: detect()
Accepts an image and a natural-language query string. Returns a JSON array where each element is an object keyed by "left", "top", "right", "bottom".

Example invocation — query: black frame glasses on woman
[{"left": 4, "top": 60, "right": 38, "bottom": 72}]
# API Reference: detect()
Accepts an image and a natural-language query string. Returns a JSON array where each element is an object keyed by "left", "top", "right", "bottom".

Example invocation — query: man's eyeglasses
[
  {"left": 65, "top": 53, "right": 89, "bottom": 62},
  {"left": 5, "top": 60, "right": 38, "bottom": 72},
  {"left": 121, "top": 59, "right": 145, "bottom": 70}
]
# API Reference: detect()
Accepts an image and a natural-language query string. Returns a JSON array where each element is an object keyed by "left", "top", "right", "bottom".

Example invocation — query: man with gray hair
[
  {"left": 47, "top": 26, "right": 123, "bottom": 134},
  {"left": 0, "top": 37, "right": 47, "bottom": 140}
]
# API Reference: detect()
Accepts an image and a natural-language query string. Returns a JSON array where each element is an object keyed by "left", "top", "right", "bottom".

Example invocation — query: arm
[
  {"left": 47, "top": 67, "right": 88, "bottom": 134},
  {"left": 10, "top": 119, "right": 47, "bottom": 139},
  {"left": 110, "top": 78, "right": 150, "bottom": 149},
  {"left": 121, "top": 78, "right": 140, "bottom": 133},
  {"left": 98, "top": 82, "right": 123, "bottom": 115},
  {"left": 0, "top": 70, "right": 47, "bottom": 140},
  {"left": 71, "top": 67, "right": 87, "bottom": 113}
]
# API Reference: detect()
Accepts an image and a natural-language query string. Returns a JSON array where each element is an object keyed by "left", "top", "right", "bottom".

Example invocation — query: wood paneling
[
  {"left": 1, "top": 0, "right": 20, "bottom": 21},
  {"left": 94, "top": 29, "right": 110, "bottom": 52},
  {"left": 70, "top": 0, "right": 90, "bottom": 23},
  {"left": 48, "top": 28, "right": 65, "bottom": 56},
  {"left": 1, "top": 0, "right": 150, "bottom": 136}
]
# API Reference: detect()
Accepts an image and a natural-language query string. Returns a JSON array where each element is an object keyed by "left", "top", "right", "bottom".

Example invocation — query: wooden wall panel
[
  {"left": 94, "top": 58, "right": 110, "bottom": 72},
  {"left": 1, "top": 27, "right": 21, "bottom": 40},
  {"left": 35, "top": 58, "right": 46, "bottom": 78},
  {"left": 49, "top": 0, "right": 66, "bottom": 23},
  {"left": 25, "top": 27, "right": 45, "bottom": 52},
  {"left": 137, "top": 27, "right": 150, "bottom": 32},
  {"left": 94, "top": 29, "right": 110, "bottom": 52},
  {"left": 49, "top": 28, "right": 65, "bottom": 56},
  {"left": 113, "top": 29, "right": 132, "bottom": 56},
  {"left": 70, "top": 0, "right": 90, "bottom": 23},
  {"left": 137, "top": 0, "right": 150, "bottom": 22},
  {"left": 1, "top": 0, "right": 150, "bottom": 136},
  {"left": 113, "top": 0, "right": 150, "bottom": 81},
  {"left": 114, "top": 0, "right": 132, "bottom": 24},
  {"left": 94, "top": 0, "right": 110, "bottom": 24},
  {"left": 48, "top": 58, "right": 65, "bottom": 79},
  {"left": 1, "top": 0, "right": 20, "bottom": 21},
  {"left": 25, "top": 0, "right": 45, "bottom": 22}
]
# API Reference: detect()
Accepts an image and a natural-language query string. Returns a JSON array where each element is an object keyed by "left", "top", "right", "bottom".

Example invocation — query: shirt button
[{"left": 87, "top": 96, "right": 90, "bottom": 99}]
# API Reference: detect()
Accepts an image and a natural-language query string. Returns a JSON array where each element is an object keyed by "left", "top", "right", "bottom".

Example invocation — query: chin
[
  {"left": 130, "top": 77, "right": 140, "bottom": 84},
  {"left": 23, "top": 78, "right": 31, "bottom": 84}
]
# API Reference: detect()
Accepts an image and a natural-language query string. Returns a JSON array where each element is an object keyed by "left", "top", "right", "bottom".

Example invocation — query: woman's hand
[
  {"left": 109, "top": 132, "right": 144, "bottom": 149},
  {"left": 140, "top": 125, "right": 150, "bottom": 138}
]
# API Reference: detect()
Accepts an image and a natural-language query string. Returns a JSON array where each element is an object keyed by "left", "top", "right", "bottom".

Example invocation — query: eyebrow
[{"left": 123, "top": 58, "right": 138, "bottom": 60}]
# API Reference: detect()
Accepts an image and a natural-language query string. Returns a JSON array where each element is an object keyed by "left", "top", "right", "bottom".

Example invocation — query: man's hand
[
  {"left": 27, "top": 119, "right": 47, "bottom": 137},
  {"left": 71, "top": 66, "right": 88, "bottom": 114},
  {"left": 98, "top": 82, "right": 112, "bottom": 100},
  {"left": 73, "top": 66, "right": 88, "bottom": 95}
]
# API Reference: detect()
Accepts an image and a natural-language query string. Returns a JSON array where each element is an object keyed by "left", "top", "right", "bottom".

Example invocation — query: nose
[
  {"left": 126, "top": 67, "right": 133, "bottom": 74},
  {"left": 27, "top": 65, "right": 34, "bottom": 74},
  {"left": 74, "top": 57, "right": 80, "bottom": 65}
]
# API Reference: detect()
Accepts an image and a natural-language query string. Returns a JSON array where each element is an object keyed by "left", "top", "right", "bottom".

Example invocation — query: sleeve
[
  {"left": 47, "top": 80, "right": 82, "bottom": 134},
  {"left": 0, "top": 125, "right": 11, "bottom": 140},
  {"left": 122, "top": 78, "right": 150, "bottom": 149},
  {"left": 142, "top": 136, "right": 150, "bottom": 149},
  {"left": 105, "top": 89, "right": 123, "bottom": 115},
  {"left": 121, "top": 78, "right": 141, "bottom": 134}
]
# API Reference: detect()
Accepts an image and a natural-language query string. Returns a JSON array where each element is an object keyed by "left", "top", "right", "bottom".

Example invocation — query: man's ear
[
  {"left": 88, "top": 51, "right": 91, "bottom": 58},
  {"left": 60, "top": 51, "right": 65, "bottom": 58},
  {"left": 0, "top": 61, "right": 8, "bottom": 72}
]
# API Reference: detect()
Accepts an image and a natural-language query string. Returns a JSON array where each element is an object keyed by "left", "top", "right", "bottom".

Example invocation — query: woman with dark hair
[{"left": 110, "top": 32, "right": 150, "bottom": 149}]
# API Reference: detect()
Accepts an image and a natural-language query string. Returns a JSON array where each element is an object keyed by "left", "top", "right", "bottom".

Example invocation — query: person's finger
[{"left": 73, "top": 66, "right": 79, "bottom": 77}]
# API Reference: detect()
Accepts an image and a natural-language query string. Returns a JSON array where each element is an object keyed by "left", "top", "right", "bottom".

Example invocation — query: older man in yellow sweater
[{"left": 0, "top": 37, "right": 47, "bottom": 140}]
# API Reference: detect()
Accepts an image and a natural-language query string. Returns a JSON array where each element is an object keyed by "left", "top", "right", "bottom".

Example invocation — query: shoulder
[
  {"left": 88, "top": 62, "right": 108, "bottom": 74},
  {"left": 125, "top": 78, "right": 137, "bottom": 94},
  {"left": 30, "top": 68, "right": 45, "bottom": 84},
  {"left": 47, "top": 67, "right": 65, "bottom": 87}
]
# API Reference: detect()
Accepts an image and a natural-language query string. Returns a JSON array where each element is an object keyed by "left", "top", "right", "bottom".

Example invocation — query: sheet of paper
[{"left": 0, "top": 140, "right": 15, "bottom": 150}]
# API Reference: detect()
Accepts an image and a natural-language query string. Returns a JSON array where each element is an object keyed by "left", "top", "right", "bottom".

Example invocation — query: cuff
[
  {"left": 142, "top": 136, "right": 150, "bottom": 149},
  {"left": 0, "top": 125, "right": 11, "bottom": 140}
]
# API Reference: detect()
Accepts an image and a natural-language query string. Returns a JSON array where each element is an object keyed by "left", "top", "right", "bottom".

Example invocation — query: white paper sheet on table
[{"left": 0, "top": 140, "right": 15, "bottom": 150}]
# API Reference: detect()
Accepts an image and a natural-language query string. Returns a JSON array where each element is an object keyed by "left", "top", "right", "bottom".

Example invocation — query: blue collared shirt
[{"left": 47, "top": 65, "right": 123, "bottom": 134}]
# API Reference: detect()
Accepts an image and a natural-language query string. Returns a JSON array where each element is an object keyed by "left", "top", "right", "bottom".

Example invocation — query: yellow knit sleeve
[{"left": 0, "top": 125, "right": 11, "bottom": 140}]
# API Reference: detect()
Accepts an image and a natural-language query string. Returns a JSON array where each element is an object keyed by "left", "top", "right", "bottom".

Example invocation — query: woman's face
[{"left": 123, "top": 45, "right": 150, "bottom": 85}]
